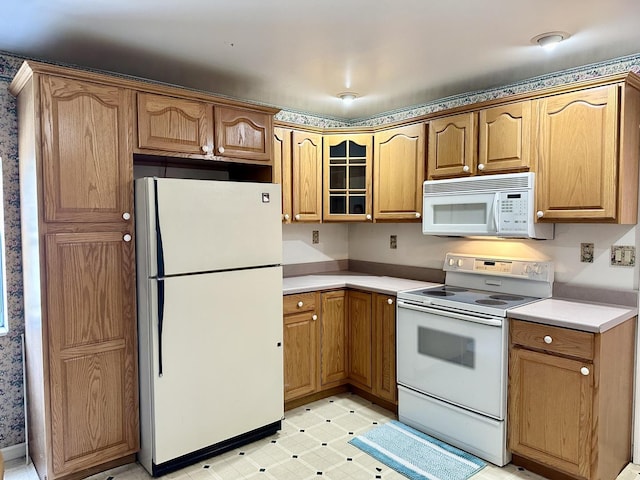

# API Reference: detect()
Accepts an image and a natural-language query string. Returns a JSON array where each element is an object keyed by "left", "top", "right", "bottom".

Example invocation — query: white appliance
[
  {"left": 135, "top": 177, "right": 284, "bottom": 477},
  {"left": 422, "top": 172, "right": 554, "bottom": 239},
  {"left": 396, "top": 253, "right": 553, "bottom": 466}
]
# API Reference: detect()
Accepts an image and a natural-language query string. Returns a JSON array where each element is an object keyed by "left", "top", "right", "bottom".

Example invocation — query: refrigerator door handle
[
  {"left": 157, "top": 278, "right": 165, "bottom": 377},
  {"left": 153, "top": 178, "right": 165, "bottom": 278}
]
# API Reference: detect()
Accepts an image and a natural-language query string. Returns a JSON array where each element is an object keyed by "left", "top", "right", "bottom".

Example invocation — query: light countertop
[
  {"left": 284, "top": 273, "right": 638, "bottom": 333},
  {"left": 283, "top": 273, "right": 439, "bottom": 296},
  {"left": 508, "top": 298, "right": 638, "bottom": 333}
]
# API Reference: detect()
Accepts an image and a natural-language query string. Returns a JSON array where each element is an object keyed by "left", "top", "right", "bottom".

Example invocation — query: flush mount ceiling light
[
  {"left": 338, "top": 92, "right": 358, "bottom": 104},
  {"left": 531, "top": 31, "right": 570, "bottom": 50}
]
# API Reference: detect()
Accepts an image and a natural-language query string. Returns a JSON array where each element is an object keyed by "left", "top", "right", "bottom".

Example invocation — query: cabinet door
[
  {"left": 373, "top": 294, "right": 397, "bottom": 403},
  {"left": 273, "top": 127, "right": 293, "bottom": 223},
  {"left": 214, "top": 105, "right": 272, "bottom": 162},
  {"left": 320, "top": 291, "right": 348, "bottom": 386},
  {"left": 41, "top": 76, "right": 133, "bottom": 223},
  {"left": 478, "top": 102, "right": 531, "bottom": 174},
  {"left": 427, "top": 112, "right": 476, "bottom": 178},
  {"left": 45, "top": 231, "right": 138, "bottom": 475},
  {"left": 347, "top": 291, "right": 372, "bottom": 389},
  {"left": 374, "top": 124, "right": 425, "bottom": 221},
  {"left": 137, "top": 92, "right": 212, "bottom": 155},
  {"left": 292, "top": 130, "right": 323, "bottom": 222},
  {"left": 508, "top": 347, "right": 592, "bottom": 478},
  {"left": 323, "top": 134, "right": 373, "bottom": 221},
  {"left": 534, "top": 85, "right": 619, "bottom": 221},
  {"left": 283, "top": 310, "right": 318, "bottom": 401}
]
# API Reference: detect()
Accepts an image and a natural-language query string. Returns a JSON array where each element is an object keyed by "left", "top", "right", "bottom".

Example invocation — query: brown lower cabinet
[
  {"left": 508, "top": 318, "right": 635, "bottom": 480},
  {"left": 283, "top": 289, "right": 397, "bottom": 409}
]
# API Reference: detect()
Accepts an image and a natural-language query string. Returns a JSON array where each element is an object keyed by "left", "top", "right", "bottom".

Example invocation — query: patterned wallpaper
[
  {"left": 0, "top": 52, "right": 26, "bottom": 449},
  {"left": 0, "top": 49, "right": 639, "bottom": 449}
]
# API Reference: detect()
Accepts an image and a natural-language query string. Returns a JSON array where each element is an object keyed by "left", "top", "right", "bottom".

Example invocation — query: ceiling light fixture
[
  {"left": 338, "top": 92, "right": 358, "bottom": 104},
  {"left": 531, "top": 31, "right": 570, "bottom": 50}
]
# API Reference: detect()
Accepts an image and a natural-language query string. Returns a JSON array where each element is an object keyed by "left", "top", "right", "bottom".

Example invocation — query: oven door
[{"left": 396, "top": 300, "right": 507, "bottom": 420}]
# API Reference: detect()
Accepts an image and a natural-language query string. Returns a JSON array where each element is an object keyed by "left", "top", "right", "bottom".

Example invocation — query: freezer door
[
  {"left": 142, "top": 266, "right": 283, "bottom": 465},
  {"left": 136, "top": 178, "right": 282, "bottom": 277}
]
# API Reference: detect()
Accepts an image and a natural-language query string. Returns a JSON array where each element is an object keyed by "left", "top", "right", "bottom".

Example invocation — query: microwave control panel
[{"left": 497, "top": 191, "right": 528, "bottom": 232}]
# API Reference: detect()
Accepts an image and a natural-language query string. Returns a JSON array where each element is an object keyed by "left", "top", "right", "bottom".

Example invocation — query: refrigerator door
[
  {"left": 138, "top": 266, "right": 283, "bottom": 467},
  {"left": 135, "top": 178, "right": 282, "bottom": 277}
]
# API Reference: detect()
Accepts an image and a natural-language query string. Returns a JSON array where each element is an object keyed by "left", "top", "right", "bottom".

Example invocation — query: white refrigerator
[{"left": 135, "top": 177, "right": 284, "bottom": 476}]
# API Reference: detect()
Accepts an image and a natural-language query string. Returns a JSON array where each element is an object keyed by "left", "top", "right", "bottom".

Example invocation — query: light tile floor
[{"left": 5, "top": 393, "right": 638, "bottom": 480}]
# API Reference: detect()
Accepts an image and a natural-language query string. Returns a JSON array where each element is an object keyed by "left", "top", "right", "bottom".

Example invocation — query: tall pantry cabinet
[{"left": 10, "top": 62, "right": 139, "bottom": 480}]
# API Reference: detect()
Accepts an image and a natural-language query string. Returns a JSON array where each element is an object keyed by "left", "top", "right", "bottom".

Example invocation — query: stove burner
[
  {"left": 423, "top": 290, "right": 455, "bottom": 297},
  {"left": 489, "top": 294, "right": 525, "bottom": 301},
  {"left": 475, "top": 299, "right": 508, "bottom": 306},
  {"left": 442, "top": 286, "right": 468, "bottom": 292}
]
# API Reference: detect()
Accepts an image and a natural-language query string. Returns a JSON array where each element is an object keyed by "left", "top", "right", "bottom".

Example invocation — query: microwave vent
[{"left": 424, "top": 173, "right": 533, "bottom": 195}]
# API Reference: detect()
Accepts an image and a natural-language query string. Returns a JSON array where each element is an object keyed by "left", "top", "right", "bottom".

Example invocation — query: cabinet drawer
[
  {"left": 510, "top": 319, "right": 594, "bottom": 360},
  {"left": 283, "top": 292, "right": 317, "bottom": 314}
]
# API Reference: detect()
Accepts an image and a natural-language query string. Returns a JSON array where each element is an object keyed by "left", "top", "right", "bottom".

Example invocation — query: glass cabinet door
[{"left": 324, "top": 134, "right": 372, "bottom": 221}]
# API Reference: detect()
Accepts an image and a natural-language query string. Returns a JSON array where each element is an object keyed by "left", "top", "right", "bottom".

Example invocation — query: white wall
[
  {"left": 282, "top": 223, "right": 349, "bottom": 265},
  {"left": 284, "top": 222, "right": 639, "bottom": 290}
]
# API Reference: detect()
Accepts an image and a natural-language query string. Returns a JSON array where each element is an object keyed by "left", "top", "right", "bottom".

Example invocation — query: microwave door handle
[{"left": 492, "top": 194, "right": 499, "bottom": 233}]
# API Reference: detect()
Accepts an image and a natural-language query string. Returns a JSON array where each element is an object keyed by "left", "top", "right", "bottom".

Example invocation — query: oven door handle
[{"left": 397, "top": 300, "right": 503, "bottom": 327}]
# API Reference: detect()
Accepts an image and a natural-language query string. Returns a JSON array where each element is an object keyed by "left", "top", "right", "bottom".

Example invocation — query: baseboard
[{"left": 1, "top": 442, "right": 26, "bottom": 461}]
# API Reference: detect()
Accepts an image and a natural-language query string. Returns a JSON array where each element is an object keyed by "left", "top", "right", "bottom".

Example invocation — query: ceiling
[{"left": 2, "top": 0, "right": 640, "bottom": 120}]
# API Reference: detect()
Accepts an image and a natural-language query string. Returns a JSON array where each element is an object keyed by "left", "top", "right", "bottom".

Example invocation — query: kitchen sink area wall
[{"left": 1, "top": 46, "right": 640, "bottom": 467}]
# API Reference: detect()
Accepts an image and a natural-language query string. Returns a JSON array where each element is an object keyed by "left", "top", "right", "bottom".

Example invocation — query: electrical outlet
[
  {"left": 312, "top": 230, "right": 319, "bottom": 244},
  {"left": 390, "top": 235, "right": 397, "bottom": 249},
  {"left": 580, "top": 243, "right": 594, "bottom": 263},
  {"left": 611, "top": 245, "right": 635, "bottom": 266}
]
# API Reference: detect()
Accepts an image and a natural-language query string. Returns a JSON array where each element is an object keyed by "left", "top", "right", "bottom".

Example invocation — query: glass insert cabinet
[{"left": 323, "top": 134, "right": 373, "bottom": 221}]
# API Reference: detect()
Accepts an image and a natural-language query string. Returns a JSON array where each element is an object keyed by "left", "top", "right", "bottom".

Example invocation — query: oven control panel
[{"left": 444, "top": 253, "right": 553, "bottom": 282}]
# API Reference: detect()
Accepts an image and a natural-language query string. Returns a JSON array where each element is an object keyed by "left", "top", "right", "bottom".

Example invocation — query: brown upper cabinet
[
  {"left": 41, "top": 76, "right": 134, "bottom": 223},
  {"left": 373, "top": 124, "right": 425, "bottom": 221},
  {"left": 273, "top": 126, "right": 293, "bottom": 222},
  {"left": 136, "top": 92, "right": 275, "bottom": 164},
  {"left": 533, "top": 83, "right": 640, "bottom": 223},
  {"left": 478, "top": 102, "right": 532, "bottom": 174},
  {"left": 323, "top": 134, "right": 373, "bottom": 222},
  {"left": 428, "top": 103, "right": 532, "bottom": 179},
  {"left": 292, "top": 130, "right": 323, "bottom": 223}
]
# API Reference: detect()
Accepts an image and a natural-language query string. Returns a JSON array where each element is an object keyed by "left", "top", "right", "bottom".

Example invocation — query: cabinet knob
[
  {"left": 387, "top": 298, "right": 393, "bottom": 305},
  {"left": 201, "top": 145, "right": 211, "bottom": 154},
  {"left": 536, "top": 211, "right": 544, "bottom": 218},
  {"left": 415, "top": 212, "right": 421, "bottom": 218},
  {"left": 477, "top": 163, "right": 485, "bottom": 171},
  {"left": 295, "top": 214, "right": 301, "bottom": 221},
  {"left": 462, "top": 165, "right": 470, "bottom": 173},
  {"left": 218, "top": 146, "right": 225, "bottom": 154},
  {"left": 297, "top": 301, "right": 304, "bottom": 308},
  {"left": 580, "top": 367, "right": 590, "bottom": 376},
  {"left": 543, "top": 335, "right": 553, "bottom": 344},
  {"left": 366, "top": 214, "right": 372, "bottom": 221},
  {"left": 312, "top": 314, "right": 318, "bottom": 321},
  {"left": 283, "top": 214, "right": 290, "bottom": 221},
  {"left": 123, "top": 234, "right": 132, "bottom": 242},
  {"left": 122, "top": 212, "right": 131, "bottom": 221}
]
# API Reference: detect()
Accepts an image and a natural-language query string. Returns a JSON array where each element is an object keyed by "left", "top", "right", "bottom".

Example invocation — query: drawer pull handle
[
  {"left": 387, "top": 298, "right": 394, "bottom": 305},
  {"left": 297, "top": 301, "right": 304, "bottom": 308},
  {"left": 580, "top": 367, "right": 590, "bottom": 376},
  {"left": 312, "top": 314, "right": 317, "bottom": 321},
  {"left": 543, "top": 335, "right": 553, "bottom": 344}
]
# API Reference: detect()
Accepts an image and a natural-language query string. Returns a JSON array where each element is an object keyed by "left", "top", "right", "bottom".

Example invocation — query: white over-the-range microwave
[{"left": 422, "top": 172, "right": 554, "bottom": 240}]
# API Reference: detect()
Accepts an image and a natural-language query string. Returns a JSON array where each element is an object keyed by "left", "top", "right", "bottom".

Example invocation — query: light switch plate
[
  {"left": 580, "top": 243, "right": 594, "bottom": 263},
  {"left": 312, "top": 230, "right": 319, "bottom": 244},
  {"left": 611, "top": 245, "right": 635, "bottom": 266},
  {"left": 390, "top": 235, "right": 397, "bottom": 249}
]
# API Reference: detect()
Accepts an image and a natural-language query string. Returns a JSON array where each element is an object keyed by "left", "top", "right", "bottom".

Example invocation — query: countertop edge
[{"left": 508, "top": 301, "right": 638, "bottom": 333}]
